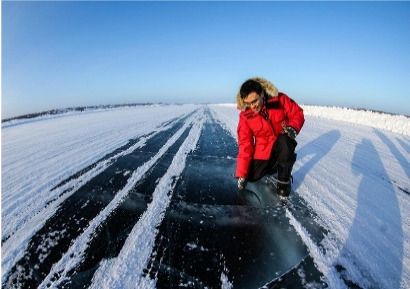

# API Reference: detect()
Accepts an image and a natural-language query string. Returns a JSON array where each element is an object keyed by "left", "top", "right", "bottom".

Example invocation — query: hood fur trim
[{"left": 236, "top": 77, "right": 279, "bottom": 111}]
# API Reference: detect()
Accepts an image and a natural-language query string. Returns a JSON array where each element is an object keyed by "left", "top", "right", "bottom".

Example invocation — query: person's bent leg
[
  {"left": 247, "top": 159, "right": 270, "bottom": 182},
  {"left": 273, "top": 134, "right": 297, "bottom": 196},
  {"left": 247, "top": 142, "right": 279, "bottom": 182}
]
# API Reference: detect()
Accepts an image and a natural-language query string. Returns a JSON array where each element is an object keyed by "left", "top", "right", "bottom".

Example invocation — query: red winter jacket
[{"left": 235, "top": 93, "right": 305, "bottom": 178}]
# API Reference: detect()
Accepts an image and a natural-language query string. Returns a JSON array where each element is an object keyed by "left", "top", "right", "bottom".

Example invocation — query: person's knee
[
  {"left": 276, "top": 134, "right": 296, "bottom": 151},
  {"left": 275, "top": 135, "right": 297, "bottom": 166},
  {"left": 276, "top": 134, "right": 288, "bottom": 145}
]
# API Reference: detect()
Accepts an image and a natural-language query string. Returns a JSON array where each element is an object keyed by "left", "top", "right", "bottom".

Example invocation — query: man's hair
[{"left": 239, "top": 79, "right": 263, "bottom": 99}]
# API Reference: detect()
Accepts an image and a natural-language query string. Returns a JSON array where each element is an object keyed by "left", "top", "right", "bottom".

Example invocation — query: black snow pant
[{"left": 247, "top": 134, "right": 297, "bottom": 182}]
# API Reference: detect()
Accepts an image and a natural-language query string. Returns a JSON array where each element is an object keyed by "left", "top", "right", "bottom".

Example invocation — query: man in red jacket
[{"left": 235, "top": 77, "right": 305, "bottom": 197}]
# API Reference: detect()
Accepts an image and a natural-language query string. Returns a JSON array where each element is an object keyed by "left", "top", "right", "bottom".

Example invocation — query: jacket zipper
[{"left": 260, "top": 109, "right": 276, "bottom": 135}]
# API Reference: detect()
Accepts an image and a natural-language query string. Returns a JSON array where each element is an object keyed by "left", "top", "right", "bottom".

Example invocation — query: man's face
[{"left": 244, "top": 92, "right": 263, "bottom": 113}]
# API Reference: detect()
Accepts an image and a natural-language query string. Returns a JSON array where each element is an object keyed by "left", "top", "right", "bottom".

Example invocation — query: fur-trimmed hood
[{"left": 236, "top": 77, "right": 279, "bottom": 111}]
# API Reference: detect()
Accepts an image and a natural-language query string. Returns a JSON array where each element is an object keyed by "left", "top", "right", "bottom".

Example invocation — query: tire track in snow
[
  {"left": 1, "top": 115, "right": 187, "bottom": 245},
  {"left": 38, "top": 110, "right": 203, "bottom": 288},
  {"left": 1, "top": 115, "right": 186, "bottom": 285},
  {"left": 141, "top": 110, "right": 239, "bottom": 288},
  {"left": 62, "top": 128, "right": 193, "bottom": 287},
  {"left": 89, "top": 109, "right": 205, "bottom": 289},
  {"left": 208, "top": 104, "right": 238, "bottom": 141},
  {"left": 2, "top": 112, "right": 198, "bottom": 288}
]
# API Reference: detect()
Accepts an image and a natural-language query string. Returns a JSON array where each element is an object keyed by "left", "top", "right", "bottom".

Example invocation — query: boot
[
  {"left": 277, "top": 165, "right": 292, "bottom": 197},
  {"left": 277, "top": 178, "right": 292, "bottom": 197}
]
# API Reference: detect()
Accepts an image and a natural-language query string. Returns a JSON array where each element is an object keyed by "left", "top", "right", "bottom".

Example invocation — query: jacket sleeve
[
  {"left": 235, "top": 113, "right": 254, "bottom": 178},
  {"left": 280, "top": 94, "right": 305, "bottom": 133}
]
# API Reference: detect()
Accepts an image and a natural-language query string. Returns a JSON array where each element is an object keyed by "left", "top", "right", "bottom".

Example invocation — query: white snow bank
[
  {"left": 211, "top": 103, "right": 410, "bottom": 137},
  {"left": 301, "top": 105, "right": 410, "bottom": 137}
]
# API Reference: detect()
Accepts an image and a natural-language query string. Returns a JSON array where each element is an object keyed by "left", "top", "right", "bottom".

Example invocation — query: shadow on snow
[
  {"left": 337, "top": 137, "right": 404, "bottom": 288},
  {"left": 293, "top": 130, "right": 341, "bottom": 191}
]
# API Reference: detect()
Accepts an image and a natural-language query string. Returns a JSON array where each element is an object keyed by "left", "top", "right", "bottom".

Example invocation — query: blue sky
[{"left": 2, "top": 1, "right": 410, "bottom": 119}]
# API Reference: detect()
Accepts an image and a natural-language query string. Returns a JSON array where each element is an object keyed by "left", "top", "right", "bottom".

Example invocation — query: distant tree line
[{"left": 2, "top": 103, "right": 162, "bottom": 123}]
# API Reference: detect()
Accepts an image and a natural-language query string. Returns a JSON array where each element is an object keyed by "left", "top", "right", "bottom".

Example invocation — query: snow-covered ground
[{"left": 1, "top": 104, "right": 409, "bottom": 288}]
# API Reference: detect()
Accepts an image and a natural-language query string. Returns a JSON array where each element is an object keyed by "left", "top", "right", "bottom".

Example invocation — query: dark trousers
[{"left": 247, "top": 134, "right": 297, "bottom": 182}]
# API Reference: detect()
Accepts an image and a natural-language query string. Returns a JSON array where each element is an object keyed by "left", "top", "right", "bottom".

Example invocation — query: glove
[
  {"left": 283, "top": 125, "right": 297, "bottom": 139},
  {"left": 237, "top": 177, "right": 246, "bottom": 190}
]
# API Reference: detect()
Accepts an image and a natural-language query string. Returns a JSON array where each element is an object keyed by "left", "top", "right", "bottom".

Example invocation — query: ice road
[{"left": 1, "top": 104, "right": 409, "bottom": 288}]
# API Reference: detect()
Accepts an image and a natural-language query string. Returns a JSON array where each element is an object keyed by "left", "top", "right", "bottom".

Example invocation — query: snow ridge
[
  {"left": 1, "top": 116, "right": 186, "bottom": 284},
  {"left": 38, "top": 111, "right": 201, "bottom": 288},
  {"left": 286, "top": 209, "right": 347, "bottom": 289},
  {"left": 2, "top": 114, "right": 179, "bottom": 242},
  {"left": 89, "top": 109, "right": 205, "bottom": 288}
]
